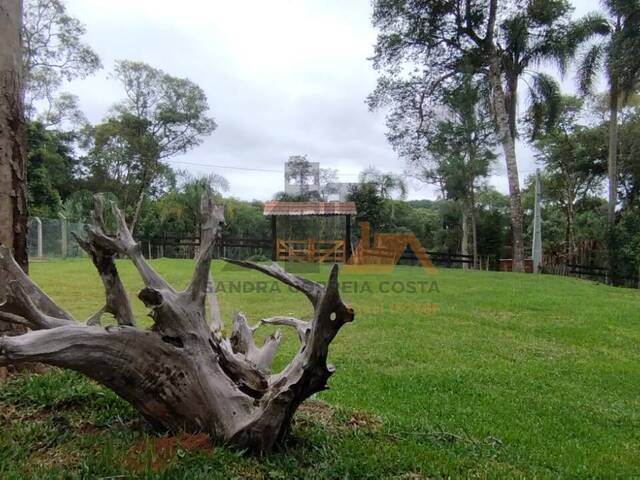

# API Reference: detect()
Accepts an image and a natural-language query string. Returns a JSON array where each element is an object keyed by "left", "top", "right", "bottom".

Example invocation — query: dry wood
[{"left": 0, "top": 191, "right": 354, "bottom": 450}]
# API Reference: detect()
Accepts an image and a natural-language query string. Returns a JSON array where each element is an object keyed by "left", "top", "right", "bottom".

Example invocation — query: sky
[{"left": 64, "top": 0, "right": 599, "bottom": 201}]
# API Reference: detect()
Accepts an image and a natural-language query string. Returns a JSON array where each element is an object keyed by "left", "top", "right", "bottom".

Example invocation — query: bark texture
[
  {"left": 488, "top": 51, "right": 525, "bottom": 273},
  {"left": 484, "top": 0, "right": 524, "bottom": 273},
  {"left": 0, "top": 0, "right": 28, "bottom": 272},
  {"left": 0, "top": 192, "right": 354, "bottom": 451},
  {"left": 0, "top": 0, "right": 29, "bottom": 381}
]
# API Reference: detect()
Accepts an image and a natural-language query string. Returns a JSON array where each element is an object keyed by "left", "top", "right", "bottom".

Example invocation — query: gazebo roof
[{"left": 263, "top": 201, "right": 357, "bottom": 216}]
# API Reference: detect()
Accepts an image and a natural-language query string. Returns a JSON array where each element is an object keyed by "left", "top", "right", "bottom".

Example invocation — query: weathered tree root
[{"left": 0, "top": 192, "right": 354, "bottom": 451}]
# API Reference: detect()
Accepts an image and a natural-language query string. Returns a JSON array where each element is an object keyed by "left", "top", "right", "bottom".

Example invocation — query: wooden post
[
  {"left": 271, "top": 215, "right": 277, "bottom": 261},
  {"left": 345, "top": 215, "right": 352, "bottom": 263}
]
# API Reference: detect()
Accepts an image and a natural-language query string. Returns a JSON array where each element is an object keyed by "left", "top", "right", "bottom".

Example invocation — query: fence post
[
  {"left": 58, "top": 213, "right": 68, "bottom": 258},
  {"left": 33, "top": 217, "right": 43, "bottom": 258}
]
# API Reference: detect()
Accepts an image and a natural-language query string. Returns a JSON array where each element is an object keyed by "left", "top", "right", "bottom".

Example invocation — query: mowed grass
[{"left": 1, "top": 258, "right": 639, "bottom": 479}]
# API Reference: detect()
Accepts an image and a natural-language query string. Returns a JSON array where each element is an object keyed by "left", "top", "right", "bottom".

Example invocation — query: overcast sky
[{"left": 64, "top": 0, "right": 599, "bottom": 201}]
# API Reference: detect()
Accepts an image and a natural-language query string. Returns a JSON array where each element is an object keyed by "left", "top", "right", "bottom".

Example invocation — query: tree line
[
  {"left": 368, "top": 0, "right": 640, "bottom": 283},
  {"left": 4, "top": 0, "right": 640, "bottom": 285}
]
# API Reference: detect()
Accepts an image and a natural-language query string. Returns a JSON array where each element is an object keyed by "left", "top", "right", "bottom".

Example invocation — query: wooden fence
[
  {"left": 543, "top": 260, "right": 639, "bottom": 288},
  {"left": 140, "top": 234, "right": 482, "bottom": 269},
  {"left": 276, "top": 239, "right": 345, "bottom": 263}
]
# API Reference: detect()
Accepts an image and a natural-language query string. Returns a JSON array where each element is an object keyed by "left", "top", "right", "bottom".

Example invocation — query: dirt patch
[
  {"left": 125, "top": 433, "right": 213, "bottom": 473},
  {"left": 344, "top": 410, "right": 382, "bottom": 431},
  {"left": 295, "top": 399, "right": 382, "bottom": 433},
  {"left": 295, "top": 399, "right": 337, "bottom": 427}
]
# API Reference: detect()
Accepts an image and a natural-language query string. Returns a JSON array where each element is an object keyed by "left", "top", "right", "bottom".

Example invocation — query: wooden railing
[{"left": 277, "top": 239, "right": 345, "bottom": 263}]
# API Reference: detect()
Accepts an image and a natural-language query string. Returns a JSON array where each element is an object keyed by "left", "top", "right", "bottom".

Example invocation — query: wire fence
[{"left": 27, "top": 216, "right": 87, "bottom": 259}]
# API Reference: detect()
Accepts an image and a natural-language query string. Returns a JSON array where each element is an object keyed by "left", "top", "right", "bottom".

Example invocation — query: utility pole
[{"left": 532, "top": 169, "right": 543, "bottom": 273}]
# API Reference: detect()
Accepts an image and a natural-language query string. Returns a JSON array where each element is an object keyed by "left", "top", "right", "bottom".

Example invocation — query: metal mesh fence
[{"left": 28, "top": 217, "right": 88, "bottom": 259}]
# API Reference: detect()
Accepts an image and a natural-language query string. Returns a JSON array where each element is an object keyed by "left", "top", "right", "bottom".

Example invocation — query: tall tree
[
  {"left": 285, "top": 155, "right": 318, "bottom": 200},
  {"left": 0, "top": 0, "right": 29, "bottom": 380},
  {"left": 157, "top": 173, "right": 229, "bottom": 238},
  {"left": 576, "top": 0, "right": 640, "bottom": 282},
  {"left": 0, "top": 0, "right": 29, "bottom": 273},
  {"left": 90, "top": 61, "right": 216, "bottom": 232},
  {"left": 27, "top": 122, "right": 78, "bottom": 217},
  {"left": 22, "top": 0, "right": 101, "bottom": 125},
  {"left": 371, "top": 74, "right": 495, "bottom": 266},
  {"left": 370, "top": 0, "right": 602, "bottom": 271},
  {"left": 426, "top": 78, "right": 496, "bottom": 267},
  {"left": 530, "top": 96, "right": 606, "bottom": 262},
  {"left": 359, "top": 167, "right": 407, "bottom": 200}
]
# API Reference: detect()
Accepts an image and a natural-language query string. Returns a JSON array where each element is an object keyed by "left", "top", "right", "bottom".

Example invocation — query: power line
[
  {"left": 167, "top": 160, "right": 281, "bottom": 173},
  {"left": 166, "top": 159, "right": 363, "bottom": 177}
]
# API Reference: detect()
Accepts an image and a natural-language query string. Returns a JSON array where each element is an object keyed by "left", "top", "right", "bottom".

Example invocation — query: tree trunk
[
  {"left": 0, "top": 0, "right": 28, "bottom": 272},
  {"left": 461, "top": 206, "right": 469, "bottom": 270},
  {"left": 0, "top": 192, "right": 355, "bottom": 451},
  {"left": 471, "top": 204, "right": 478, "bottom": 270},
  {"left": 0, "top": 0, "right": 29, "bottom": 382},
  {"left": 487, "top": 52, "right": 525, "bottom": 272},
  {"left": 566, "top": 199, "right": 576, "bottom": 265},
  {"left": 505, "top": 74, "right": 518, "bottom": 141},
  {"left": 130, "top": 179, "right": 147, "bottom": 234},
  {"left": 606, "top": 84, "right": 619, "bottom": 285},
  {"left": 468, "top": 182, "right": 478, "bottom": 270}
]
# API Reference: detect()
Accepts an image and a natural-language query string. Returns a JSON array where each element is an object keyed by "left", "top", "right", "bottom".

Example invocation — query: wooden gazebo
[{"left": 263, "top": 201, "right": 357, "bottom": 262}]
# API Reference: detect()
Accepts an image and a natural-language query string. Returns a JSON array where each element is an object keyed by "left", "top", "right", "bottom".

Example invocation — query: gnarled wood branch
[
  {"left": 0, "top": 189, "right": 354, "bottom": 451},
  {"left": 72, "top": 195, "right": 135, "bottom": 327},
  {"left": 261, "top": 316, "right": 310, "bottom": 343}
]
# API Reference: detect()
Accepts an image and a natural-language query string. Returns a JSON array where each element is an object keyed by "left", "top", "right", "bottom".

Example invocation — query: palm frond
[
  {"left": 577, "top": 43, "right": 605, "bottom": 95},
  {"left": 568, "top": 13, "right": 611, "bottom": 42},
  {"left": 527, "top": 72, "right": 562, "bottom": 139}
]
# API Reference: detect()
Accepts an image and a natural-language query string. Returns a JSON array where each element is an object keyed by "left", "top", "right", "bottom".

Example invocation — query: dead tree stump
[{"left": 0, "top": 192, "right": 354, "bottom": 451}]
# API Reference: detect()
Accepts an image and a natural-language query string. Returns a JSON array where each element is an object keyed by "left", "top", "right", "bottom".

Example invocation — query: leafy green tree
[
  {"left": 22, "top": 0, "right": 101, "bottom": 124},
  {"left": 475, "top": 188, "right": 511, "bottom": 263},
  {"left": 530, "top": 97, "right": 606, "bottom": 261},
  {"left": 370, "top": 0, "right": 603, "bottom": 271},
  {"left": 616, "top": 97, "right": 640, "bottom": 208},
  {"left": 224, "top": 199, "right": 270, "bottom": 239},
  {"left": 152, "top": 173, "right": 228, "bottom": 239},
  {"left": 348, "top": 182, "right": 385, "bottom": 234},
  {"left": 84, "top": 113, "right": 175, "bottom": 224},
  {"left": 576, "top": 0, "right": 640, "bottom": 282},
  {"left": 358, "top": 167, "right": 407, "bottom": 200},
  {"left": 406, "top": 76, "right": 496, "bottom": 265},
  {"left": 26, "top": 122, "right": 78, "bottom": 216},
  {"left": 88, "top": 61, "right": 216, "bottom": 232}
]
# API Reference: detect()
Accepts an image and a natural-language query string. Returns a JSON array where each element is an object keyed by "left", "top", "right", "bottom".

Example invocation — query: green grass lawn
[{"left": 1, "top": 259, "right": 639, "bottom": 479}]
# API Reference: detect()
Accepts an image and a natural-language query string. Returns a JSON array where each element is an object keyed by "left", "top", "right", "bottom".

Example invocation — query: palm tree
[
  {"left": 491, "top": 3, "right": 608, "bottom": 271},
  {"left": 576, "top": 0, "right": 640, "bottom": 282}
]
